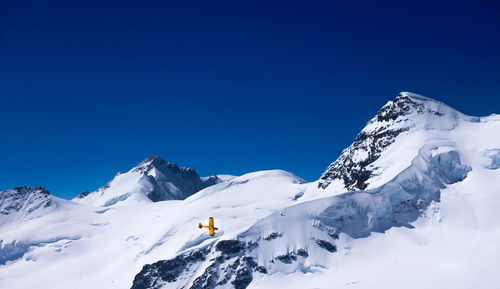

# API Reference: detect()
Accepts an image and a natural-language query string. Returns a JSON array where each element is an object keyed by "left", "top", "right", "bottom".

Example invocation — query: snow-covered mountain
[
  {"left": 1, "top": 92, "right": 500, "bottom": 289},
  {"left": 129, "top": 92, "right": 500, "bottom": 289},
  {"left": 74, "top": 156, "right": 226, "bottom": 207},
  {"left": 0, "top": 170, "right": 305, "bottom": 289},
  {"left": 0, "top": 187, "right": 54, "bottom": 226},
  {"left": 318, "top": 92, "right": 478, "bottom": 191}
]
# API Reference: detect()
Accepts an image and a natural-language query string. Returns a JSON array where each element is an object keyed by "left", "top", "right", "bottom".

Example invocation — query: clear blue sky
[{"left": 1, "top": 0, "right": 499, "bottom": 199}]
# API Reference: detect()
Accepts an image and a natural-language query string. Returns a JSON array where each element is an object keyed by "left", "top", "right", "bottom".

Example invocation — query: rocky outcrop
[
  {"left": 0, "top": 186, "right": 52, "bottom": 217},
  {"left": 319, "top": 94, "right": 424, "bottom": 190},
  {"left": 131, "top": 240, "right": 262, "bottom": 289}
]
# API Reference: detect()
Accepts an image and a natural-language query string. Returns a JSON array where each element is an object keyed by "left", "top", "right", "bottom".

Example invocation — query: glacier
[{"left": 1, "top": 92, "right": 500, "bottom": 289}]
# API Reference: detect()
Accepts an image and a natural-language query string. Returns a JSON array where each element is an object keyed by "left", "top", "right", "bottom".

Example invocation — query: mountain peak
[
  {"left": 0, "top": 186, "right": 52, "bottom": 224},
  {"left": 142, "top": 155, "right": 165, "bottom": 164},
  {"left": 319, "top": 92, "right": 478, "bottom": 191},
  {"left": 74, "top": 156, "right": 220, "bottom": 206},
  {"left": 132, "top": 156, "right": 199, "bottom": 178},
  {"left": 376, "top": 92, "right": 425, "bottom": 122},
  {"left": 132, "top": 155, "right": 168, "bottom": 172},
  {"left": 398, "top": 91, "right": 432, "bottom": 100}
]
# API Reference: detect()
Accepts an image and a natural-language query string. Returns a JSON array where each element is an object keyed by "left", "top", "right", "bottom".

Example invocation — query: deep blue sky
[{"left": 1, "top": 0, "right": 499, "bottom": 199}]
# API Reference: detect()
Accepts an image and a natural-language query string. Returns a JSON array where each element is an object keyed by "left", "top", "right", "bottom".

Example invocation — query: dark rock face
[
  {"left": 189, "top": 241, "right": 259, "bottom": 289},
  {"left": 77, "top": 191, "right": 89, "bottom": 199},
  {"left": 275, "top": 252, "right": 297, "bottom": 264},
  {"left": 376, "top": 94, "right": 424, "bottom": 122},
  {"left": 315, "top": 240, "right": 337, "bottom": 253},
  {"left": 296, "top": 249, "right": 309, "bottom": 257},
  {"left": 215, "top": 240, "right": 245, "bottom": 255},
  {"left": 131, "top": 240, "right": 263, "bottom": 289},
  {"left": 262, "top": 232, "right": 282, "bottom": 241},
  {"left": 0, "top": 186, "right": 51, "bottom": 216},
  {"left": 319, "top": 94, "right": 424, "bottom": 191},
  {"left": 131, "top": 249, "right": 208, "bottom": 289},
  {"left": 231, "top": 262, "right": 253, "bottom": 289},
  {"left": 272, "top": 248, "right": 310, "bottom": 264}
]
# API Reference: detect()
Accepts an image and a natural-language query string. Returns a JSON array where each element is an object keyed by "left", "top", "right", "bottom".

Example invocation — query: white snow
[
  {"left": 1, "top": 92, "right": 500, "bottom": 289},
  {"left": 0, "top": 170, "right": 307, "bottom": 289}
]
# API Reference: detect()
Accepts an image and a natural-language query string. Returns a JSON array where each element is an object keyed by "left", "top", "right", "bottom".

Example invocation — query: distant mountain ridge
[
  {"left": 0, "top": 186, "right": 53, "bottom": 225},
  {"left": 73, "top": 156, "right": 226, "bottom": 207}
]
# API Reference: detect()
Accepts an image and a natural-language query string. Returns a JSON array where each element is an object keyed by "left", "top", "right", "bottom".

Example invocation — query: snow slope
[
  {"left": 1, "top": 92, "right": 500, "bottom": 289},
  {"left": 0, "top": 170, "right": 306, "bottom": 289}
]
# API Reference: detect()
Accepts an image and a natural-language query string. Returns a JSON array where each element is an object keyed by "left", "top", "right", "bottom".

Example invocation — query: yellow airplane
[{"left": 198, "top": 217, "right": 218, "bottom": 236}]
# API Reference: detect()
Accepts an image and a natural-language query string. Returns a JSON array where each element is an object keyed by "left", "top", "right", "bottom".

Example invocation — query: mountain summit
[
  {"left": 318, "top": 92, "right": 478, "bottom": 191},
  {"left": 73, "top": 156, "right": 222, "bottom": 206},
  {"left": 0, "top": 186, "right": 53, "bottom": 225}
]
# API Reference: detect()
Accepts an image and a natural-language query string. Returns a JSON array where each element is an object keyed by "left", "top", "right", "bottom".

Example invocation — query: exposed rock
[
  {"left": 131, "top": 240, "right": 262, "bottom": 289},
  {"left": 262, "top": 232, "right": 282, "bottom": 241},
  {"left": 319, "top": 94, "right": 422, "bottom": 191},
  {"left": 296, "top": 248, "right": 309, "bottom": 257},
  {"left": 0, "top": 186, "right": 51, "bottom": 217},
  {"left": 76, "top": 191, "right": 89, "bottom": 199},
  {"left": 131, "top": 248, "right": 208, "bottom": 289},
  {"left": 315, "top": 240, "right": 337, "bottom": 253},
  {"left": 275, "top": 252, "right": 297, "bottom": 264}
]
